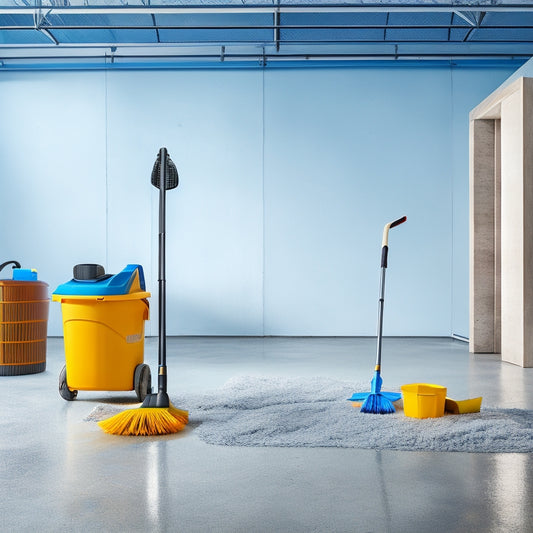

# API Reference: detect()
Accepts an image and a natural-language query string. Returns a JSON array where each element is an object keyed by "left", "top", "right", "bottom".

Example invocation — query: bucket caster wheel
[
  {"left": 134, "top": 364, "right": 152, "bottom": 402},
  {"left": 59, "top": 365, "right": 78, "bottom": 401}
]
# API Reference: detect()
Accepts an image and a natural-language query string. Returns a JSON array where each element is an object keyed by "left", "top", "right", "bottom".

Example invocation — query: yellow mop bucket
[{"left": 53, "top": 264, "right": 151, "bottom": 400}]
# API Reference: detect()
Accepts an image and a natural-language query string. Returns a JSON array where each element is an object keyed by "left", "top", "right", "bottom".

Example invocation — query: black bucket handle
[{"left": 0, "top": 261, "right": 21, "bottom": 274}]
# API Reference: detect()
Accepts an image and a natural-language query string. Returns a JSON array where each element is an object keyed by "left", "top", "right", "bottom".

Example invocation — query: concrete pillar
[
  {"left": 469, "top": 77, "right": 533, "bottom": 367},
  {"left": 469, "top": 119, "right": 496, "bottom": 353}
]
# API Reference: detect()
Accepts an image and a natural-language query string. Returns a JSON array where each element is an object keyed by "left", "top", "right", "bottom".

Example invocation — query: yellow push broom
[{"left": 99, "top": 148, "right": 188, "bottom": 436}]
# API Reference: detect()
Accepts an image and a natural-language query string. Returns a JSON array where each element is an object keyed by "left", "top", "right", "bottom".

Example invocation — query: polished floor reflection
[{"left": 1, "top": 337, "right": 532, "bottom": 533}]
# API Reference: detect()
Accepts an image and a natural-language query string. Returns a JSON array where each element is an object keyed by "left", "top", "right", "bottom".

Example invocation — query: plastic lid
[{"left": 53, "top": 264, "right": 146, "bottom": 296}]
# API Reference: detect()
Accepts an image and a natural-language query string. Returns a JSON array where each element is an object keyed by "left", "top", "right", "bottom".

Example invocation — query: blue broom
[{"left": 348, "top": 216, "right": 406, "bottom": 414}]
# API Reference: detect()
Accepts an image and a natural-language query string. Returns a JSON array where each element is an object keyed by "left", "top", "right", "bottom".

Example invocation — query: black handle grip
[
  {"left": 381, "top": 246, "right": 389, "bottom": 268},
  {"left": 151, "top": 147, "right": 179, "bottom": 190},
  {"left": 390, "top": 216, "right": 407, "bottom": 228}
]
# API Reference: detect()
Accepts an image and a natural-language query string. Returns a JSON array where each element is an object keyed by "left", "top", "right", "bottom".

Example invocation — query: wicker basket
[{"left": 0, "top": 280, "right": 49, "bottom": 375}]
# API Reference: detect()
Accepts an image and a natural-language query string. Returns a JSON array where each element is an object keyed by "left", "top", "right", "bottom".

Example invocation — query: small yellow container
[{"left": 401, "top": 383, "right": 447, "bottom": 419}]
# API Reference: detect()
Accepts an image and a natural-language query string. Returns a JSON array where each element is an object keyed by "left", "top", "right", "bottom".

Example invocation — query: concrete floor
[{"left": 1, "top": 336, "right": 532, "bottom": 533}]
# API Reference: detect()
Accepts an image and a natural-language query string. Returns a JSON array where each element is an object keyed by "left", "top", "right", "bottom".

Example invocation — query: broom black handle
[
  {"left": 376, "top": 216, "right": 406, "bottom": 367},
  {"left": 158, "top": 147, "right": 168, "bottom": 395}
]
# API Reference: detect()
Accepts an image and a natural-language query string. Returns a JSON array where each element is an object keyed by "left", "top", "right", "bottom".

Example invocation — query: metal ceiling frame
[
  {"left": 1, "top": 2, "right": 533, "bottom": 67},
  {"left": 2, "top": 3, "right": 533, "bottom": 15}
]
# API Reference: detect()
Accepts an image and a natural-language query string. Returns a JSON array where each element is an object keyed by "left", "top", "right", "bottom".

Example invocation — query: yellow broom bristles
[
  {"left": 98, "top": 403, "right": 189, "bottom": 436},
  {"left": 167, "top": 405, "right": 189, "bottom": 422}
]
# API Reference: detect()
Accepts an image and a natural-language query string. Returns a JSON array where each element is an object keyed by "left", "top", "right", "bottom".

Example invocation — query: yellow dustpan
[{"left": 444, "top": 397, "right": 482, "bottom": 414}]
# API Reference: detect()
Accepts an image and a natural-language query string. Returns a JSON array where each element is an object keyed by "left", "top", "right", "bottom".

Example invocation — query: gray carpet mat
[{"left": 86, "top": 375, "right": 533, "bottom": 453}]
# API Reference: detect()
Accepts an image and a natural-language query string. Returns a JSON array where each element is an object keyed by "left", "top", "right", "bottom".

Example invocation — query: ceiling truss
[{"left": 1, "top": 2, "right": 533, "bottom": 67}]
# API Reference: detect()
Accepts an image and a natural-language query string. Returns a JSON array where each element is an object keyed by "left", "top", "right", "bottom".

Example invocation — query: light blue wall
[
  {"left": 105, "top": 70, "right": 264, "bottom": 336},
  {"left": 0, "top": 64, "right": 518, "bottom": 336},
  {"left": 494, "top": 56, "right": 533, "bottom": 91},
  {"left": 264, "top": 67, "right": 454, "bottom": 336},
  {"left": 0, "top": 71, "right": 107, "bottom": 336}
]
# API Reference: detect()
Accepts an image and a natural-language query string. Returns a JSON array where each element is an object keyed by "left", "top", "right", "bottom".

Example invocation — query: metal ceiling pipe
[
  {"left": 3, "top": 25, "right": 533, "bottom": 30},
  {"left": 2, "top": 2, "right": 533, "bottom": 16}
]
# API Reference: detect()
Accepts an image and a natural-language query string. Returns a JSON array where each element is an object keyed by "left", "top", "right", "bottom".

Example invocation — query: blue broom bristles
[
  {"left": 360, "top": 393, "right": 396, "bottom": 414},
  {"left": 358, "top": 369, "right": 397, "bottom": 414}
]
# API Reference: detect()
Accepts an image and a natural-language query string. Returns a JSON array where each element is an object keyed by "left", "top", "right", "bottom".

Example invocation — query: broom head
[
  {"left": 98, "top": 402, "right": 188, "bottom": 436},
  {"left": 359, "top": 369, "right": 397, "bottom": 414},
  {"left": 360, "top": 393, "right": 396, "bottom": 414}
]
